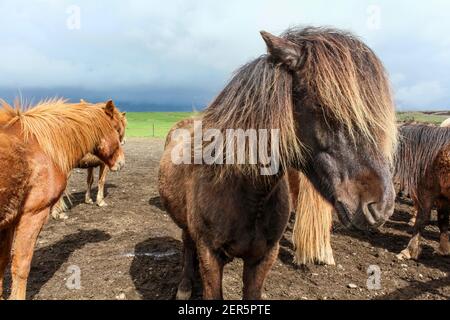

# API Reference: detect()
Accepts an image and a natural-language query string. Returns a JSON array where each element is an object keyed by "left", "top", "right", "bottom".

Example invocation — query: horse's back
[{"left": 0, "top": 133, "right": 30, "bottom": 229}]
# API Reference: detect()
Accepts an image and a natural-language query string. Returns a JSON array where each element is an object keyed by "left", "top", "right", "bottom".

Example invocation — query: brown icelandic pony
[
  {"left": 395, "top": 124, "right": 450, "bottom": 259},
  {"left": 159, "top": 26, "right": 397, "bottom": 300},
  {"left": 51, "top": 101, "right": 127, "bottom": 219},
  {"left": 0, "top": 99, "right": 125, "bottom": 300}
]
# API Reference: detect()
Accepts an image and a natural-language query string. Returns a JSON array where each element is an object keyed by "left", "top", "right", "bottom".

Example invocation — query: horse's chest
[
  {"left": 194, "top": 194, "right": 289, "bottom": 259},
  {"left": 25, "top": 153, "right": 66, "bottom": 212}
]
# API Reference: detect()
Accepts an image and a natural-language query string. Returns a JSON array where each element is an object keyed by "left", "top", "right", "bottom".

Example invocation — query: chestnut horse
[
  {"left": 159, "top": 27, "right": 397, "bottom": 300},
  {"left": 0, "top": 99, "right": 125, "bottom": 299},
  {"left": 395, "top": 124, "right": 450, "bottom": 259},
  {"left": 51, "top": 102, "right": 127, "bottom": 219}
]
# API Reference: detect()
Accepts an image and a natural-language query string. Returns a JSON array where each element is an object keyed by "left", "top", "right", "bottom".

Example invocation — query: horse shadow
[
  {"left": 332, "top": 224, "right": 450, "bottom": 273},
  {"left": 278, "top": 209, "right": 449, "bottom": 274},
  {"left": 384, "top": 209, "right": 439, "bottom": 241},
  {"left": 11, "top": 229, "right": 111, "bottom": 299},
  {"left": 376, "top": 275, "right": 450, "bottom": 300},
  {"left": 64, "top": 183, "right": 117, "bottom": 209},
  {"left": 130, "top": 236, "right": 187, "bottom": 300}
]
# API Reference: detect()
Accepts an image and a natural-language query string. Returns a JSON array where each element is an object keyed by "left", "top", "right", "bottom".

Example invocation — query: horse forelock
[
  {"left": 200, "top": 26, "right": 397, "bottom": 182},
  {"left": 0, "top": 98, "right": 116, "bottom": 174},
  {"left": 284, "top": 26, "right": 397, "bottom": 162}
]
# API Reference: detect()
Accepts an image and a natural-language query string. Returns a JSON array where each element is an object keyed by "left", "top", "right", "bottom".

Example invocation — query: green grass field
[
  {"left": 126, "top": 112, "right": 198, "bottom": 138},
  {"left": 396, "top": 111, "right": 449, "bottom": 125},
  {"left": 126, "top": 111, "right": 449, "bottom": 138}
]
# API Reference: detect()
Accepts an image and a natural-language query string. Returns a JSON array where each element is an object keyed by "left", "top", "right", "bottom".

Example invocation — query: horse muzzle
[{"left": 110, "top": 158, "right": 125, "bottom": 172}]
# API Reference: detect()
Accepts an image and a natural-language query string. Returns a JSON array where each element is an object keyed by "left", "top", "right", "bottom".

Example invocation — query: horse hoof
[
  {"left": 51, "top": 211, "right": 68, "bottom": 220},
  {"left": 436, "top": 247, "right": 450, "bottom": 256},
  {"left": 408, "top": 219, "right": 416, "bottom": 227},
  {"left": 176, "top": 288, "right": 192, "bottom": 300},
  {"left": 57, "top": 212, "right": 69, "bottom": 220},
  {"left": 85, "top": 198, "right": 94, "bottom": 205},
  {"left": 396, "top": 249, "right": 411, "bottom": 261},
  {"left": 97, "top": 200, "right": 107, "bottom": 207}
]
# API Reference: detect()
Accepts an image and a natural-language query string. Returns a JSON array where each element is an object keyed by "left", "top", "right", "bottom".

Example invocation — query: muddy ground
[{"left": 6, "top": 138, "right": 449, "bottom": 300}]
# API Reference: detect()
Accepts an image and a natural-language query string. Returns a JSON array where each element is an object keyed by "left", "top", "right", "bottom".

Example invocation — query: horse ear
[
  {"left": 104, "top": 100, "right": 116, "bottom": 118},
  {"left": 260, "top": 31, "right": 301, "bottom": 70},
  {"left": 122, "top": 112, "right": 127, "bottom": 117}
]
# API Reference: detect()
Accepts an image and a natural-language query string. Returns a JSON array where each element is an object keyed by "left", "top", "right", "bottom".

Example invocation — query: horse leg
[
  {"left": 197, "top": 241, "right": 224, "bottom": 300},
  {"left": 397, "top": 199, "right": 433, "bottom": 260},
  {"left": 96, "top": 164, "right": 108, "bottom": 207},
  {"left": 9, "top": 208, "right": 49, "bottom": 300},
  {"left": 85, "top": 168, "right": 94, "bottom": 204},
  {"left": 242, "top": 244, "right": 279, "bottom": 300},
  {"left": 436, "top": 201, "right": 449, "bottom": 256},
  {"left": 0, "top": 227, "right": 14, "bottom": 300},
  {"left": 176, "top": 230, "right": 197, "bottom": 300},
  {"left": 408, "top": 210, "right": 417, "bottom": 226},
  {"left": 51, "top": 196, "right": 69, "bottom": 220}
]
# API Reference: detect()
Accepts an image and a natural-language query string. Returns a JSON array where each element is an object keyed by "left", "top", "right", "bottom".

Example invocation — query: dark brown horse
[
  {"left": 0, "top": 99, "right": 125, "bottom": 299},
  {"left": 159, "top": 27, "right": 397, "bottom": 300},
  {"left": 395, "top": 124, "right": 450, "bottom": 260}
]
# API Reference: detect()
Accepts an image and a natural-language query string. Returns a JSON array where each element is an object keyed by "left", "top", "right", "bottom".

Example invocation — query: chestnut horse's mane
[
  {"left": 202, "top": 26, "right": 397, "bottom": 180},
  {"left": 0, "top": 99, "right": 115, "bottom": 174},
  {"left": 395, "top": 124, "right": 450, "bottom": 198}
]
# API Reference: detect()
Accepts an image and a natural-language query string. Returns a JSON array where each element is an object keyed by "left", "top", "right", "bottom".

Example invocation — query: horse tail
[
  {"left": 0, "top": 134, "right": 30, "bottom": 230},
  {"left": 292, "top": 172, "right": 335, "bottom": 265}
]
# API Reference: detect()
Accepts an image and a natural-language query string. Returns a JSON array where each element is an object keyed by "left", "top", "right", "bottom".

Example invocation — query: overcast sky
[{"left": 0, "top": 0, "right": 449, "bottom": 110}]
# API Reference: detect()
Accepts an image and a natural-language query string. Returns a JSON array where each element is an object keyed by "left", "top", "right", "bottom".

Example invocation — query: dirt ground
[{"left": 8, "top": 138, "right": 449, "bottom": 300}]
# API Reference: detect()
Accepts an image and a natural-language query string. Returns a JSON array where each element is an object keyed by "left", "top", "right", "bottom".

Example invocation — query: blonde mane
[{"left": 0, "top": 98, "right": 116, "bottom": 174}]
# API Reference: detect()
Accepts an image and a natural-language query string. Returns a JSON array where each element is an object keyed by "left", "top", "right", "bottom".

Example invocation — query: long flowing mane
[
  {"left": 395, "top": 124, "right": 450, "bottom": 197},
  {"left": 0, "top": 99, "right": 115, "bottom": 174},
  {"left": 203, "top": 56, "right": 301, "bottom": 179},
  {"left": 202, "top": 27, "right": 396, "bottom": 180}
]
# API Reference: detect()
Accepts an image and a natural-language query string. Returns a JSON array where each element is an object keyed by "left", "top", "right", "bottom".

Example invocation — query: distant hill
[{"left": 397, "top": 111, "right": 449, "bottom": 124}]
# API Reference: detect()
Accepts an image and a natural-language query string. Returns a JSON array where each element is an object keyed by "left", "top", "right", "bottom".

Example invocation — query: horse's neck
[{"left": 8, "top": 119, "right": 98, "bottom": 174}]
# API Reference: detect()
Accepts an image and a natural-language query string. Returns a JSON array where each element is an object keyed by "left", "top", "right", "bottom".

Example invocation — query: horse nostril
[{"left": 367, "top": 202, "right": 385, "bottom": 227}]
